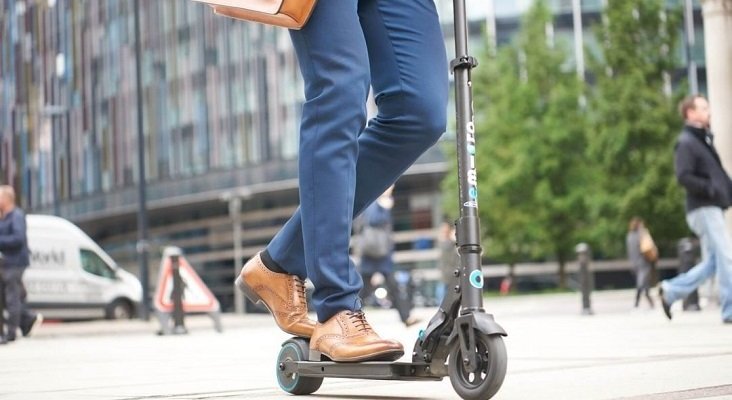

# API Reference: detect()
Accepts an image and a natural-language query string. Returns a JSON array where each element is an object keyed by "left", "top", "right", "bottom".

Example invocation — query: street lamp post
[
  {"left": 41, "top": 105, "right": 68, "bottom": 216},
  {"left": 133, "top": 0, "right": 151, "bottom": 320},
  {"left": 51, "top": 118, "right": 59, "bottom": 216},
  {"left": 44, "top": 0, "right": 67, "bottom": 215},
  {"left": 222, "top": 188, "right": 252, "bottom": 314}
]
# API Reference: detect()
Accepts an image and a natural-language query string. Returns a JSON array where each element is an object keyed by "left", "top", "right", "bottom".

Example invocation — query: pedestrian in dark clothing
[
  {"left": 357, "top": 187, "right": 419, "bottom": 327},
  {"left": 660, "top": 95, "right": 732, "bottom": 323},
  {"left": 0, "top": 185, "right": 41, "bottom": 342},
  {"left": 627, "top": 217, "right": 655, "bottom": 309}
]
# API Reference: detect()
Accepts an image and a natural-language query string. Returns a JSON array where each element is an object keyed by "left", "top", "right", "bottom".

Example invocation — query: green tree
[
  {"left": 444, "top": 0, "right": 589, "bottom": 287},
  {"left": 587, "top": 0, "right": 687, "bottom": 256}
]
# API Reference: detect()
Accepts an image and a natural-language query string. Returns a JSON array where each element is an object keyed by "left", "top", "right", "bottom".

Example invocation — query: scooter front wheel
[
  {"left": 448, "top": 333, "right": 507, "bottom": 400},
  {"left": 276, "top": 338, "right": 323, "bottom": 395}
]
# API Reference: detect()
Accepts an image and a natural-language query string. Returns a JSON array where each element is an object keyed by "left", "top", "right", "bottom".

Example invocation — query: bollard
[
  {"left": 171, "top": 254, "right": 188, "bottom": 335},
  {"left": 0, "top": 254, "right": 6, "bottom": 344},
  {"left": 576, "top": 243, "right": 594, "bottom": 315},
  {"left": 677, "top": 238, "right": 701, "bottom": 311}
]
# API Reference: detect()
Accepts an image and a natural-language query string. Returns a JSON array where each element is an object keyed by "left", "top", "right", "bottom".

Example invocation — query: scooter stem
[{"left": 452, "top": 0, "right": 484, "bottom": 313}]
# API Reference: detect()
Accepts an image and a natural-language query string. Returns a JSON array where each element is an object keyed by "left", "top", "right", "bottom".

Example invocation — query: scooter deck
[{"left": 283, "top": 360, "right": 447, "bottom": 381}]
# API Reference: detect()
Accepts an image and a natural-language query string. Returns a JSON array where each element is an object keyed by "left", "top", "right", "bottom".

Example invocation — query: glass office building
[
  {"left": 1, "top": 0, "right": 303, "bottom": 209},
  {"left": 438, "top": 0, "right": 706, "bottom": 90},
  {"left": 0, "top": 0, "right": 706, "bottom": 309}
]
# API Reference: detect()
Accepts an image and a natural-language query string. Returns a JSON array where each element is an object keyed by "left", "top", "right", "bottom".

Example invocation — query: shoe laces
[
  {"left": 294, "top": 278, "right": 307, "bottom": 305},
  {"left": 347, "top": 310, "right": 373, "bottom": 333}
]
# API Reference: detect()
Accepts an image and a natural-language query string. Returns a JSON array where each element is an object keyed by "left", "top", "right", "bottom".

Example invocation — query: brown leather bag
[
  {"left": 194, "top": 0, "right": 317, "bottom": 29},
  {"left": 639, "top": 228, "right": 659, "bottom": 263}
]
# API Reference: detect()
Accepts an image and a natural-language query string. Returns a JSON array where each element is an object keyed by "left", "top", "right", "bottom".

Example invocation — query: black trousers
[
  {"left": 635, "top": 287, "right": 654, "bottom": 308},
  {"left": 360, "top": 271, "right": 411, "bottom": 323},
  {"left": 1, "top": 267, "right": 35, "bottom": 337}
]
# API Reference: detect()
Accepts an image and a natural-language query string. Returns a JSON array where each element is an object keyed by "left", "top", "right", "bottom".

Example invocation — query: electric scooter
[{"left": 266, "top": 1, "right": 508, "bottom": 399}]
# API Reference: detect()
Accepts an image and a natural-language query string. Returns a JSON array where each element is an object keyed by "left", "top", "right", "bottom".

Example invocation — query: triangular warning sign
[{"left": 154, "top": 248, "right": 220, "bottom": 314}]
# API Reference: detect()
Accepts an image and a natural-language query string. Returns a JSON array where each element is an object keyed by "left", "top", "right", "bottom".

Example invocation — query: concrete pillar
[{"left": 701, "top": 0, "right": 732, "bottom": 233}]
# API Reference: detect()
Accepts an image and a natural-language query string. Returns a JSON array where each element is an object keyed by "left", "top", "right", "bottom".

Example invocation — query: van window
[{"left": 80, "top": 249, "right": 116, "bottom": 279}]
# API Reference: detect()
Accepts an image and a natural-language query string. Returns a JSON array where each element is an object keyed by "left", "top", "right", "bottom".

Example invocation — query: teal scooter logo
[
  {"left": 469, "top": 270, "right": 484, "bottom": 289},
  {"left": 464, "top": 120, "right": 479, "bottom": 208}
]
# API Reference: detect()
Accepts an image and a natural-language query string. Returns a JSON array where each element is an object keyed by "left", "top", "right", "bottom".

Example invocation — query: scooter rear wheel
[
  {"left": 277, "top": 338, "right": 323, "bottom": 395},
  {"left": 448, "top": 333, "right": 507, "bottom": 400}
]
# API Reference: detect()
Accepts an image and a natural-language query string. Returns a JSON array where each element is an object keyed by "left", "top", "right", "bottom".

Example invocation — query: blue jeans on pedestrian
[
  {"left": 265, "top": 0, "right": 448, "bottom": 322},
  {"left": 662, "top": 206, "right": 732, "bottom": 321}
]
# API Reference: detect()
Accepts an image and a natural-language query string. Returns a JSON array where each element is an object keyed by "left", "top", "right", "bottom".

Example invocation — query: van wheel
[{"left": 106, "top": 299, "right": 134, "bottom": 320}]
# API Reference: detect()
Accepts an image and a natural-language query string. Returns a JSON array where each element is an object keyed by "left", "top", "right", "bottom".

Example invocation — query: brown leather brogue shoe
[
  {"left": 236, "top": 253, "right": 316, "bottom": 338},
  {"left": 309, "top": 310, "right": 404, "bottom": 362}
]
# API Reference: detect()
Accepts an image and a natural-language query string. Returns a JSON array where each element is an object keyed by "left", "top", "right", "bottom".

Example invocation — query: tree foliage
[
  {"left": 586, "top": 0, "right": 686, "bottom": 255},
  {"left": 444, "top": 0, "right": 589, "bottom": 286}
]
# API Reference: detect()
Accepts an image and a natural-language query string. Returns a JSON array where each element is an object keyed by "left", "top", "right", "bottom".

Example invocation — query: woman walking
[{"left": 627, "top": 217, "right": 656, "bottom": 309}]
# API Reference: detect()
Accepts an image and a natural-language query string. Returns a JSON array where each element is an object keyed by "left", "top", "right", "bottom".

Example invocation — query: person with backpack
[
  {"left": 627, "top": 217, "right": 655, "bottom": 309},
  {"left": 659, "top": 95, "right": 732, "bottom": 324},
  {"left": 357, "top": 187, "right": 419, "bottom": 327}
]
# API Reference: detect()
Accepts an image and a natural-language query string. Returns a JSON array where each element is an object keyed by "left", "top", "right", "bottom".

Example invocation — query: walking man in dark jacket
[
  {"left": 660, "top": 95, "right": 732, "bottom": 324},
  {"left": 0, "top": 186, "right": 41, "bottom": 342}
]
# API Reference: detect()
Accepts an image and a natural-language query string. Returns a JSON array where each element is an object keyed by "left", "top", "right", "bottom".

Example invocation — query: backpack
[{"left": 360, "top": 224, "right": 391, "bottom": 258}]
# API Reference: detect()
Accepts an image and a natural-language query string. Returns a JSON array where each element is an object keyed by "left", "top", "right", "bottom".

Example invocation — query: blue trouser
[
  {"left": 662, "top": 207, "right": 732, "bottom": 321},
  {"left": 266, "top": 0, "right": 448, "bottom": 322}
]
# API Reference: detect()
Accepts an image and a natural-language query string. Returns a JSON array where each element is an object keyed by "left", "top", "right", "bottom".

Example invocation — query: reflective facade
[
  {"left": 1, "top": 0, "right": 303, "bottom": 212},
  {"left": 438, "top": 0, "right": 706, "bottom": 91},
  {"left": 0, "top": 0, "right": 707, "bottom": 215}
]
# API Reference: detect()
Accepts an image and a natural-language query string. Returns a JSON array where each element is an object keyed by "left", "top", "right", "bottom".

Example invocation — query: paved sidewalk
[{"left": 1, "top": 290, "right": 730, "bottom": 400}]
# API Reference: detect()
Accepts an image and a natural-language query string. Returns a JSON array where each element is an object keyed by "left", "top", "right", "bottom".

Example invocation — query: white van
[{"left": 22, "top": 215, "right": 142, "bottom": 320}]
